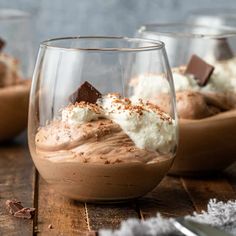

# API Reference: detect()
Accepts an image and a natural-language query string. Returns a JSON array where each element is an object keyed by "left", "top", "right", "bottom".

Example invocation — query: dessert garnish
[
  {"left": 185, "top": 54, "right": 214, "bottom": 86},
  {"left": 6, "top": 199, "right": 35, "bottom": 219},
  {"left": 0, "top": 37, "right": 5, "bottom": 51},
  {"left": 61, "top": 90, "right": 175, "bottom": 153},
  {"left": 69, "top": 81, "right": 101, "bottom": 104},
  {"left": 214, "top": 38, "right": 234, "bottom": 61}
]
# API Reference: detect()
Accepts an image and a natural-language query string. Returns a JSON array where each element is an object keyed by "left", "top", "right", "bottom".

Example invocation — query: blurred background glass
[
  {"left": 187, "top": 8, "right": 236, "bottom": 52},
  {"left": 0, "top": 9, "right": 33, "bottom": 78},
  {"left": 188, "top": 8, "right": 236, "bottom": 27},
  {"left": 2, "top": 0, "right": 236, "bottom": 58},
  {"left": 137, "top": 23, "right": 236, "bottom": 67},
  {"left": 136, "top": 23, "right": 236, "bottom": 175}
]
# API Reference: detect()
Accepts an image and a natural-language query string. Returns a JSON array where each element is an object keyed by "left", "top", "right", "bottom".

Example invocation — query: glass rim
[
  {"left": 0, "top": 9, "right": 30, "bottom": 20},
  {"left": 190, "top": 8, "right": 236, "bottom": 17},
  {"left": 139, "top": 23, "right": 236, "bottom": 39},
  {"left": 40, "top": 36, "right": 165, "bottom": 52}
]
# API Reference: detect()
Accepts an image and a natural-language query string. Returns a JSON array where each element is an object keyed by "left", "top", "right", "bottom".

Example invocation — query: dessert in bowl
[
  {"left": 0, "top": 38, "right": 31, "bottom": 141},
  {"left": 28, "top": 37, "right": 178, "bottom": 202},
  {"left": 0, "top": 9, "right": 33, "bottom": 141},
  {"left": 135, "top": 23, "right": 236, "bottom": 175}
]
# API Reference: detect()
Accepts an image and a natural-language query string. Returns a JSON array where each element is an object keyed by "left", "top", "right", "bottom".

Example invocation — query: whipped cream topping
[
  {"left": 62, "top": 102, "right": 101, "bottom": 125},
  {"left": 203, "top": 57, "right": 236, "bottom": 93},
  {"left": 61, "top": 94, "right": 176, "bottom": 153},
  {"left": 131, "top": 57, "right": 236, "bottom": 102},
  {"left": 130, "top": 72, "right": 198, "bottom": 103}
]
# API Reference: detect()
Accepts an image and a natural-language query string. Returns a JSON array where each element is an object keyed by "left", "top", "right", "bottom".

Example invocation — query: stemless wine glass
[
  {"left": 138, "top": 23, "right": 236, "bottom": 66},
  {"left": 28, "top": 36, "right": 178, "bottom": 202},
  {"left": 187, "top": 9, "right": 236, "bottom": 53},
  {"left": 137, "top": 23, "right": 236, "bottom": 175}
]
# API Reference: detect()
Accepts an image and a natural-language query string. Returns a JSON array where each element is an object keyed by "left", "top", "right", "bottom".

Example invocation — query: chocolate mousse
[
  {"left": 32, "top": 82, "right": 176, "bottom": 201},
  {"left": 176, "top": 91, "right": 231, "bottom": 119},
  {"left": 36, "top": 119, "right": 159, "bottom": 164}
]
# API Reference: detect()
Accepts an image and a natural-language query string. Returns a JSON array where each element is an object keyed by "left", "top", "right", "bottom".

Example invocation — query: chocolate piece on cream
[
  {"left": 69, "top": 81, "right": 101, "bottom": 104},
  {"left": 185, "top": 54, "right": 214, "bottom": 86}
]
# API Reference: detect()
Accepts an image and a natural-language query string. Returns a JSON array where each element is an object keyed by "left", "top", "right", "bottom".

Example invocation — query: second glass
[
  {"left": 138, "top": 24, "right": 236, "bottom": 175},
  {"left": 28, "top": 36, "right": 178, "bottom": 202}
]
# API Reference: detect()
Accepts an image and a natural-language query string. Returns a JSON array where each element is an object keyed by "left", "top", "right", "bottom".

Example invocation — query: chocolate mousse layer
[
  {"left": 31, "top": 82, "right": 176, "bottom": 201},
  {"left": 36, "top": 118, "right": 163, "bottom": 164},
  {"left": 33, "top": 118, "right": 173, "bottom": 201},
  {"left": 175, "top": 91, "right": 232, "bottom": 119},
  {"left": 156, "top": 90, "right": 232, "bottom": 120}
]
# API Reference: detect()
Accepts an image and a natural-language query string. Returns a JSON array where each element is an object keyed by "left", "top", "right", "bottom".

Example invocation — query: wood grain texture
[
  {"left": 0, "top": 142, "right": 35, "bottom": 236},
  {"left": 1, "top": 139, "right": 236, "bottom": 235},
  {"left": 138, "top": 176, "right": 195, "bottom": 219},
  {"left": 36, "top": 177, "right": 89, "bottom": 236},
  {"left": 182, "top": 175, "right": 236, "bottom": 212},
  {"left": 86, "top": 202, "right": 139, "bottom": 231}
]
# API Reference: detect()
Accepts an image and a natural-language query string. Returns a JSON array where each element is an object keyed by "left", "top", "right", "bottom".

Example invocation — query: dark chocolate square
[
  {"left": 185, "top": 54, "right": 214, "bottom": 86},
  {"left": 69, "top": 81, "right": 102, "bottom": 104}
]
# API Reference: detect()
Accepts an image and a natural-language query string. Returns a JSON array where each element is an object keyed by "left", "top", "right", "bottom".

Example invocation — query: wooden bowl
[
  {"left": 0, "top": 80, "right": 31, "bottom": 141},
  {"left": 169, "top": 109, "right": 236, "bottom": 176}
]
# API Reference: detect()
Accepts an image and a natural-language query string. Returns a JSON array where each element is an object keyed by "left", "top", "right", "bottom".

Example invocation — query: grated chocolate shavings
[{"left": 111, "top": 158, "right": 122, "bottom": 164}]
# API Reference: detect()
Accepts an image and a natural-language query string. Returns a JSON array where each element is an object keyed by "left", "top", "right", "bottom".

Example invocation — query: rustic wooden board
[
  {"left": 0, "top": 141, "right": 35, "bottom": 236},
  {"left": 86, "top": 202, "right": 139, "bottom": 231},
  {"left": 1, "top": 139, "right": 236, "bottom": 235},
  {"left": 181, "top": 176, "right": 236, "bottom": 212},
  {"left": 138, "top": 176, "right": 195, "bottom": 219},
  {"left": 36, "top": 177, "right": 89, "bottom": 236}
]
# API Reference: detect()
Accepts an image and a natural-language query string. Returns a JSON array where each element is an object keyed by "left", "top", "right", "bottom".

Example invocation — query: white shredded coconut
[{"left": 100, "top": 199, "right": 236, "bottom": 236}]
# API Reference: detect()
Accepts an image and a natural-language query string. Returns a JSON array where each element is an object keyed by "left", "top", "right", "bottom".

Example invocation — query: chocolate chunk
[
  {"left": 0, "top": 38, "right": 5, "bottom": 51},
  {"left": 185, "top": 54, "right": 214, "bottom": 86},
  {"left": 214, "top": 38, "right": 234, "bottom": 61},
  {"left": 14, "top": 207, "right": 35, "bottom": 219},
  {"left": 6, "top": 200, "right": 23, "bottom": 215},
  {"left": 6, "top": 199, "right": 35, "bottom": 219},
  {"left": 69, "top": 81, "right": 102, "bottom": 104}
]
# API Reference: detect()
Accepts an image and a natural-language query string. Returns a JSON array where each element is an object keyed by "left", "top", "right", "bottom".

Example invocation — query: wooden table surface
[{"left": 0, "top": 137, "right": 236, "bottom": 236}]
